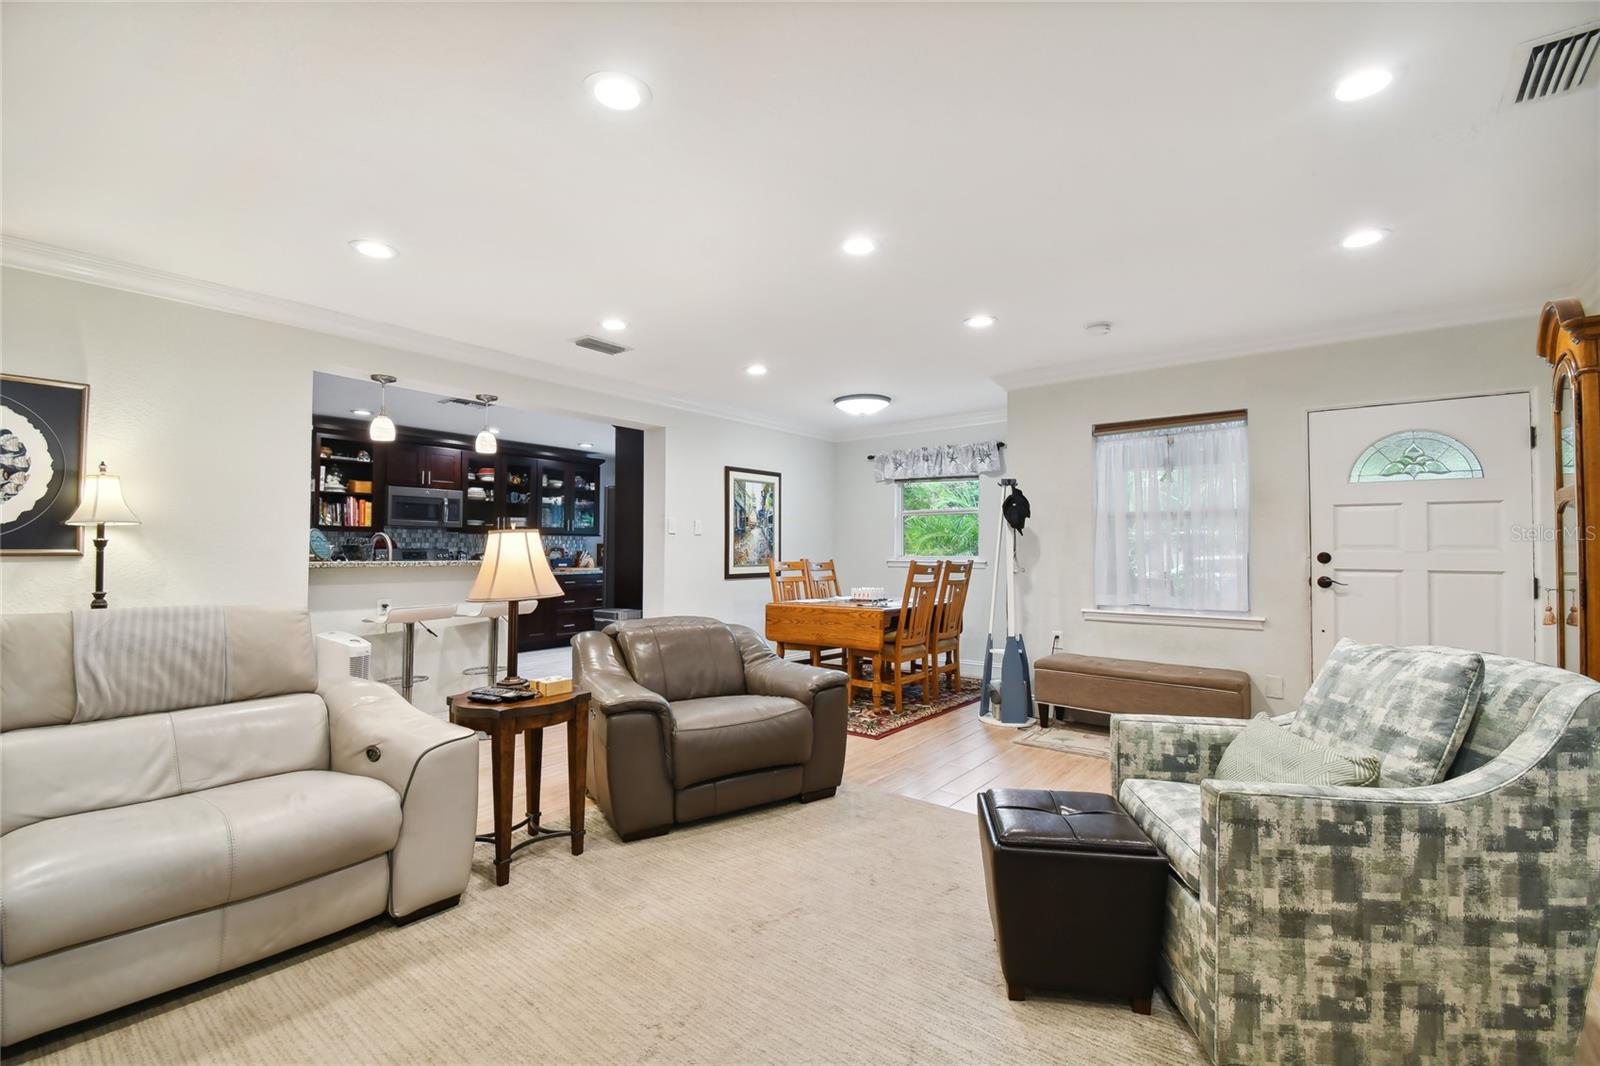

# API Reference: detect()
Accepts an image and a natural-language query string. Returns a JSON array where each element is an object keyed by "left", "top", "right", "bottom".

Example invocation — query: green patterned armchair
[{"left": 1109, "top": 651, "right": 1600, "bottom": 1065}]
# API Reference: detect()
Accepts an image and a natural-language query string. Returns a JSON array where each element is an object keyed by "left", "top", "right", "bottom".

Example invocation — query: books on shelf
[{"left": 318, "top": 495, "right": 372, "bottom": 528}]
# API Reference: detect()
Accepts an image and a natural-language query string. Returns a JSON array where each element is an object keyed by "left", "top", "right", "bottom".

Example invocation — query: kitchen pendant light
[
  {"left": 474, "top": 393, "right": 498, "bottom": 454},
  {"left": 369, "top": 374, "right": 398, "bottom": 442}
]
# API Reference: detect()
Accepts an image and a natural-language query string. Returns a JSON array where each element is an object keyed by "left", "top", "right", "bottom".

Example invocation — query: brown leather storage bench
[
  {"left": 1033, "top": 652, "right": 1249, "bottom": 727},
  {"left": 978, "top": 789, "right": 1168, "bottom": 1013}
]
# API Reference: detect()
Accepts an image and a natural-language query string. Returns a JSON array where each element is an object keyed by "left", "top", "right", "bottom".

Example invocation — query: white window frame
[{"left": 890, "top": 476, "right": 986, "bottom": 565}]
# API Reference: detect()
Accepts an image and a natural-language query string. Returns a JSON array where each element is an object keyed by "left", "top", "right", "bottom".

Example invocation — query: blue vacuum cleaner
[{"left": 979, "top": 478, "right": 1033, "bottom": 728}]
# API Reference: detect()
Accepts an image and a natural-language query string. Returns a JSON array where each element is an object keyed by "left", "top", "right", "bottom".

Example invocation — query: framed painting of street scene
[{"left": 724, "top": 466, "right": 780, "bottom": 579}]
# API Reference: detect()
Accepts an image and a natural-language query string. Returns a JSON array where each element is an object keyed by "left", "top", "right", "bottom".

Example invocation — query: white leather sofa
[{"left": 0, "top": 605, "right": 479, "bottom": 1045}]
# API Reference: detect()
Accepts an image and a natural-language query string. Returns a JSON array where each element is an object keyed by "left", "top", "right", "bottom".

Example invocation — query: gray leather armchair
[{"left": 573, "top": 616, "right": 848, "bottom": 841}]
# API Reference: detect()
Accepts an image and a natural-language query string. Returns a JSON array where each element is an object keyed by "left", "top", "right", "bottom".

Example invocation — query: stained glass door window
[{"left": 1349, "top": 430, "right": 1484, "bottom": 483}]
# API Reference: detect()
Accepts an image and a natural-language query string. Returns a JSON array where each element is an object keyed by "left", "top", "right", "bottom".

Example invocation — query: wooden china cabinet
[{"left": 1538, "top": 299, "right": 1600, "bottom": 680}]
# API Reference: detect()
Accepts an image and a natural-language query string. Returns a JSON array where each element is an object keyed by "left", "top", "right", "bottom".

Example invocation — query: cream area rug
[
  {"left": 1015, "top": 721, "right": 1112, "bottom": 759},
  {"left": 13, "top": 789, "right": 1202, "bottom": 1065}
]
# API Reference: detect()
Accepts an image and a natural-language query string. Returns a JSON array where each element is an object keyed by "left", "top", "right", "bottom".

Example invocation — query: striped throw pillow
[{"left": 1214, "top": 714, "right": 1381, "bottom": 787}]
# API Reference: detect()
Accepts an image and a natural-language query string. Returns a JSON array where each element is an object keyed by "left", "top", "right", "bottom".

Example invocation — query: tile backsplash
[{"left": 327, "top": 527, "right": 598, "bottom": 563}]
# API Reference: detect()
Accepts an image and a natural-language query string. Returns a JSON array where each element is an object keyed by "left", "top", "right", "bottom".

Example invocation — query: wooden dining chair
[
  {"left": 848, "top": 560, "right": 941, "bottom": 714},
  {"left": 769, "top": 558, "right": 811, "bottom": 603},
  {"left": 769, "top": 558, "right": 842, "bottom": 666},
  {"left": 930, "top": 559, "right": 973, "bottom": 694},
  {"left": 807, "top": 559, "right": 842, "bottom": 599}
]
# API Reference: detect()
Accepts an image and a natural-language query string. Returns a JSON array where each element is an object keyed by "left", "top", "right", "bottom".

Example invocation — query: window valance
[{"left": 872, "top": 441, "right": 1003, "bottom": 482}]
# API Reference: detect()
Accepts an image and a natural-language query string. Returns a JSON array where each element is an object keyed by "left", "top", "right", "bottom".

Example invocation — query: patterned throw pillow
[
  {"left": 1214, "top": 714, "right": 1380, "bottom": 786},
  {"left": 1290, "top": 639, "right": 1484, "bottom": 787}
]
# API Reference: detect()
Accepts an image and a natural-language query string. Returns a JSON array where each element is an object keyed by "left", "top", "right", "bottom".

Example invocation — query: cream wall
[
  {"left": 0, "top": 269, "right": 832, "bottom": 647},
  {"left": 1005, "top": 315, "right": 1556, "bottom": 711},
  {"left": 831, "top": 421, "right": 1008, "bottom": 669}
]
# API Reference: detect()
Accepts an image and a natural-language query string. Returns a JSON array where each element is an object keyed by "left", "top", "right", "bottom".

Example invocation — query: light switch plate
[
  {"left": 1263, "top": 675, "right": 1285, "bottom": 700},
  {"left": 667, "top": 518, "right": 678, "bottom": 535},
  {"left": 693, "top": 519, "right": 703, "bottom": 536}
]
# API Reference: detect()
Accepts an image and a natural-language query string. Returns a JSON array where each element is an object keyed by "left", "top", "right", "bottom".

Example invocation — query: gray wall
[{"left": 1005, "top": 314, "right": 1556, "bottom": 712}]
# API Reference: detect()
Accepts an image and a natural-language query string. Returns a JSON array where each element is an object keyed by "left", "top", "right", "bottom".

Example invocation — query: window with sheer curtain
[{"left": 1092, "top": 415, "right": 1250, "bottom": 614}]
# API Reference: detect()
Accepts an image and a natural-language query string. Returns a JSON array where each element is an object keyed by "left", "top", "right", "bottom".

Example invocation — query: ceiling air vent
[
  {"left": 573, "top": 335, "right": 630, "bottom": 356},
  {"left": 436, "top": 396, "right": 489, "bottom": 408},
  {"left": 1505, "top": 21, "right": 1600, "bottom": 105}
]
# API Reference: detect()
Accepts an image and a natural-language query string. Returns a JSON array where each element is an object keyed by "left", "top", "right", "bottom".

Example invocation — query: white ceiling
[
  {"left": 312, "top": 372, "right": 616, "bottom": 458},
  {"left": 4, "top": 2, "right": 1597, "bottom": 439}
]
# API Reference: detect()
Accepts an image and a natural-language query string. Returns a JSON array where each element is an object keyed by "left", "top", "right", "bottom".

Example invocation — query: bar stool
[
  {"left": 364, "top": 603, "right": 458, "bottom": 704},
  {"left": 456, "top": 600, "right": 536, "bottom": 684}
]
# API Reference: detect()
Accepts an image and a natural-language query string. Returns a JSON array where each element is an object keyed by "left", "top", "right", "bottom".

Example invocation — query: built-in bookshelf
[{"left": 312, "top": 431, "right": 375, "bottom": 531}]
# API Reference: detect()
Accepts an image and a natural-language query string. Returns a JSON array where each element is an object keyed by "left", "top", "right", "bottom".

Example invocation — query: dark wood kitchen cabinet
[
  {"left": 387, "top": 444, "right": 464, "bottom": 489},
  {"left": 518, "top": 570, "right": 604, "bottom": 651}
]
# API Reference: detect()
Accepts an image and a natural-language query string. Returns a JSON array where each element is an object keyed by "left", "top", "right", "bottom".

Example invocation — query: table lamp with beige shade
[
  {"left": 467, "top": 528, "right": 564, "bottom": 688},
  {"left": 65, "top": 461, "right": 141, "bottom": 609}
]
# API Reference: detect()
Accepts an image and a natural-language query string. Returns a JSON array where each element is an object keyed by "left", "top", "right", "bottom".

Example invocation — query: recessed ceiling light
[
  {"left": 841, "top": 235, "right": 877, "bottom": 257},
  {"left": 746, "top": 364, "right": 769, "bottom": 376},
  {"left": 600, "top": 317, "right": 627, "bottom": 332},
  {"left": 834, "top": 393, "right": 891, "bottom": 416},
  {"left": 349, "top": 239, "right": 397, "bottom": 260},
  {"left": 1084, "top": 321, "right": 1113, "bottom": 336},
  {"left": 350, "top": 408, "right": 372, "bottom": 417},
  {"left": 586, "top": 72, "right": 651, "bottom": 112},
  {"left": 578, "top": 441, "right": 595, "bottom": 450},
  {"left": 1341, "top": 227, "right": 1390, "bottom": 249},
  {"left": 488, "top": 426, "right": 501, "bottom": 436},
  {"left": 964, "top": 314, "right": 997, "bottom": 329},
  {"left": 1334, "top": 68, "right": 1393, "bottom": 102}
]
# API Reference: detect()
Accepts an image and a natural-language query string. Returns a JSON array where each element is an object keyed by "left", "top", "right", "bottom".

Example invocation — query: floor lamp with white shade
[{"left": 467, "top": 528, "right": 565, "bottom": 688}]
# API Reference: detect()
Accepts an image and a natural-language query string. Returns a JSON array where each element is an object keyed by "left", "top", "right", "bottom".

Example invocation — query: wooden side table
[{"left": 448, "top": 689, "right": 590, "bottom": 886}]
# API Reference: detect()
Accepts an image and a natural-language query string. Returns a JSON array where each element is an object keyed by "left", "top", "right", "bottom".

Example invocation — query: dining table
[{"left": 764, "top": 597, "right": 901, "bottom": 663}]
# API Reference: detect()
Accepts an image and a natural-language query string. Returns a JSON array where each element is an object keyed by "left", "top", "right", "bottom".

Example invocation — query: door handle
[{"left": 1316, "top": 576, "right": 1348, "bottom": 589}]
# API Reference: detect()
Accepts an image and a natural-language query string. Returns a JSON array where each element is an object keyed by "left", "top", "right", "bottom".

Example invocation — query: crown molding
[
  {"left": 991, "top": 294, "right": 1542, "bottom": 392},
  {"left": 829, "top": 406, "right": 1009, "bottom": 443},
  {"left": 0, "top": 235, "right": 837, "bottom": 442}
]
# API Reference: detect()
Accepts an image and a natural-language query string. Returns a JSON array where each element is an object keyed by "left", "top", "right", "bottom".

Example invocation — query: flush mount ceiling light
[
  {"left": 368, "top": 374, "right": 398, "bottom": 442},
  {"left": 746, "top": 364, "right": 769, "bottom": 376},
  {"left": 488, "top": 426, "right": 501, "bottom": 435},
  {"left": 350, "top": 408, "right": 373, "bottom": 417},
  {"left": 586, "top": 72, "right": 651, "bottom": 111},
  {"left": 1334, "top": 68, "right": 1394, "bottom": 102},
  {"left": 1341, "top": 227, "right": 1390, "bottom": 249},
  {"left": 578, "top": 441, "right": 595, "bottom": 450},
  {"left": 474, "top": 394, "right": 498, "bottom": 454},
  {"left": 349, "top": 239, "right": 398, "bottom": 260},
  {"left": 1084, "top": 321, "right": 1113, "bottom": 336},
  {"left": 841, "top": 235, "right": 877, "bottom": 257},
  {"left": 964, "top": 314, "right": 997, "bottom": 329},
  {"left": 834, "top": 393, "right": 891, "bottom": 416},
  {"left": 600, "top": 317, "right": 627, "bottom": 332}
]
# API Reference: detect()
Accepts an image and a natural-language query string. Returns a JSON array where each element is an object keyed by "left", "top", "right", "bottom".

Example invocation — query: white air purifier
[{"left": 316, "top": 631, "right": 372, "bottom": 683}]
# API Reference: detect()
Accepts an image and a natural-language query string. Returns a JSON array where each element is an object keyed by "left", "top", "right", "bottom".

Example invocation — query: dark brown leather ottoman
[{"left": 978, "top": 788, "right": 1168, "bottom": 1013}]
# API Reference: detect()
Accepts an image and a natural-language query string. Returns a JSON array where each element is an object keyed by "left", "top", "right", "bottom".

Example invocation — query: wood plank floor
[{"left": 473, "top": 702, "right": 1110, "bottom": 834}]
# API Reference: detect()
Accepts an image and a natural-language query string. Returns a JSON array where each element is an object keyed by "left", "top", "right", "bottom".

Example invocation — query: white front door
[{"left": 1308, "top": 393, "right": 1536, "bottom": 666}]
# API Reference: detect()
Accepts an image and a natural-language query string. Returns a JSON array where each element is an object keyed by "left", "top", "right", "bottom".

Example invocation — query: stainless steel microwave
[{"left": 387, "top": 486, "right": 463, "bottom": 528}]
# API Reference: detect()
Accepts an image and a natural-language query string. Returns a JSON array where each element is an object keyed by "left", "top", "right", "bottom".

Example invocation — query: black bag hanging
[{"left": 1002, "top": 486, "right": 1031, "bottom": 535}]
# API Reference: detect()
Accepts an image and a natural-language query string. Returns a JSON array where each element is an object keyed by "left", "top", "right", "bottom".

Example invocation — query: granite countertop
[{"left": 309, "top": 559, "right": 603, "bottom": 574}]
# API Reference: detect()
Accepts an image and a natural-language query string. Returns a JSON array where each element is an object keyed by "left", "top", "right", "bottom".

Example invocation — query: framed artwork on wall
[
  {"left": 1, "top": 374, "right": 89, "bottom": 556},
  {"left": 724, "top": 466, "right": 781, "bottom": 579}
]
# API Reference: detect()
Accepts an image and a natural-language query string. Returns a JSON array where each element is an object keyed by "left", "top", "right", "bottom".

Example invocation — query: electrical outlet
[
  {"left": 376, "top": 598, "right": 393, "bottom": 616},
  {"left": 1263, "top": 674, "right": 1285, "bottom": 700},
  {"left": 1050, "top": 629, "right": 1064, "bottom": 650}
]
